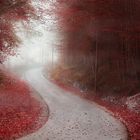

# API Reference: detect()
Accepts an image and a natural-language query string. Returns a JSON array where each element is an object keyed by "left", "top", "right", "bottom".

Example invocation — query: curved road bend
[{"left": 19, "top": 68, "right": 128, "bottom": 140}]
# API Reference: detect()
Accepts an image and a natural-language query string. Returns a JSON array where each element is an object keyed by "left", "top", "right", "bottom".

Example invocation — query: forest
[
  {"left": 0, "top": 0, "right": 139, "bottom": 139},
  {"left": 51, "top": 0, "right": 140, "bottom": 139}
]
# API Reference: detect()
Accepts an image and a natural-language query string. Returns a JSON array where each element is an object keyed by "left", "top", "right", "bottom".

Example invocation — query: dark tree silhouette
[{"left": 55, "top": 0, "right": 140, "bottom": 96}]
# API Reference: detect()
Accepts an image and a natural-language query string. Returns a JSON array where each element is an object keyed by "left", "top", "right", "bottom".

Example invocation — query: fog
[
  {"left": 4, "top": 20, "right": 60, "bottom": 75},
  {"left": 3, "top": 1, "right": 59, "bottom": 75}
]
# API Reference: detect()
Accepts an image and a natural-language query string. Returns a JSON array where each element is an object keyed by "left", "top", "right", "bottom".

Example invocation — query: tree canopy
[
  {"left": 55, "top": 0, "right": 140, "bottom": 95},
  {"left": 0, "top": 0, "right": 36, "bottom": 63}
]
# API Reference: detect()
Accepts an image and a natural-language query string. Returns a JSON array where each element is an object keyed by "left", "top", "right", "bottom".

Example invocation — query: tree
[
  {"left": 0, "top": 0, "right": 36, "bottom": 63},
  {"left": 55, "top": 0, "right": 140, "bottom": 95}
]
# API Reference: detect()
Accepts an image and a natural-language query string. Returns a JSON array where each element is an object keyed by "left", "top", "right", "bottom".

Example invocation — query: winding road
[{"left": 19, "top": 68, "right": 128, "bottom": 140}]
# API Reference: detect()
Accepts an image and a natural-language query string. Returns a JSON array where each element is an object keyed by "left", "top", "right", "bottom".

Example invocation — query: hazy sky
[{"left": 5, "top": 23, "right": 59, "bottom": 68}]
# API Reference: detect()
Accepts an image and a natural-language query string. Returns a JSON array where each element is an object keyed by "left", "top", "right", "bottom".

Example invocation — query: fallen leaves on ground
[{"left": 0, "top": 70, "right": 49, "bottom": 139}]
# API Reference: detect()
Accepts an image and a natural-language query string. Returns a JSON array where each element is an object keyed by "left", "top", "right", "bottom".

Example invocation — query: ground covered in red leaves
[
  {"left": 0, "top": 70, "right": 49, "bottom": 140},
  {"left": 52, "top": 78, "right": 140, "bottom": 140}
]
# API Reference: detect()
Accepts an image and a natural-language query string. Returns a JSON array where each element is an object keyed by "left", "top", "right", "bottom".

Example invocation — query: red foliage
[
  {"left": 53, "top": 1, "right": 140, "bottom": 138},
  {"left": 55, "top": 0, "right": 140, "bottom": 95},
  {"left": 0, "top": 71, "right": 49, "bottom": 139},
  {"left": 0, "top": 0, "right": 36, "bottom": 63},
  {"left": 95, "top": 98, "right": 140, "bottom": 140},
  {"left": 52, "top": 78, "right": 140, "bottom": 140},
  {"left": 57, "top": 0, "right": 140, "bottom": 32},
  {"left": 0, "top": 1, "right": 49, "bottom": 139}
]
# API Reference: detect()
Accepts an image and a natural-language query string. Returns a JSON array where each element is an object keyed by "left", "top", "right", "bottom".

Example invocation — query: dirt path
[{"left": 19, "top": 68, "right": 128, "bottom": 140}]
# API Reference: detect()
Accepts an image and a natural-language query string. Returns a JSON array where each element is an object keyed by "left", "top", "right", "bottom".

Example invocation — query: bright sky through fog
[
  {"left": 4, "top": 1, "right": 60, "bottom": 70},
  {"left": 5, "top": 24, "right": 59, "bottom": 68}
]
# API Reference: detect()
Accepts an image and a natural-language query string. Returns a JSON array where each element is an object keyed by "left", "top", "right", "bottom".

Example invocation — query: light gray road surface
[{"left": 19, "top": 68, "right": 128, "bottom": 140}]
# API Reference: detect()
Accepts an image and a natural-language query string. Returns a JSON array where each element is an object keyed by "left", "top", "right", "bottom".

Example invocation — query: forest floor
[
  {"left": 20, "top": 67, "right": 128, "bottom": 140},
  {"left": 50, "top": 66, "right": 140, "bottom": 140},
  {"left": 0, "top": 68, "right": 49, "bottom": 139}
]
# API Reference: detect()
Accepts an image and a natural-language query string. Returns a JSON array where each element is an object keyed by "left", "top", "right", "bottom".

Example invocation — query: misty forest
[{"left": 0, "top": 0, "right": 139, "bottom": 140}]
